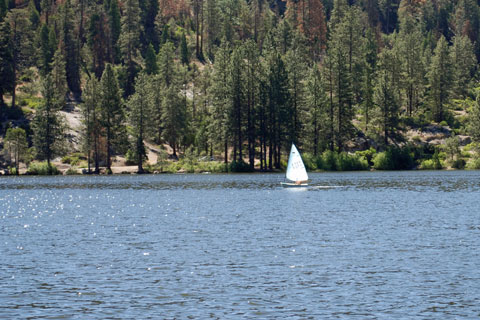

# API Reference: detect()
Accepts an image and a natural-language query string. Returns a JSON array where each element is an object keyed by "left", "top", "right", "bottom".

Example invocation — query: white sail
[{"left": 285, "top": 144, "right": 308, "bottom": 182}]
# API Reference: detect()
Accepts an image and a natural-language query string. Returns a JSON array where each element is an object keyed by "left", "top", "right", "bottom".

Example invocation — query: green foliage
[
  {"left": 373, "top": 146, "right": 414, "bottom": 170},
  {"left": 65, "top": 167, "right": 80, "bottom": 175},
  {"left": 125, "top": 148, "right": 138, "bottom": 165},
  {"left": 355, "top": 147, "right": 377, "bottom": 166},
  {"left": 61, "top": 153, "right": 85, "bottom": 166},
  {"left": 180, "top": 32, "right": 189, "bottom": 65},
  {"left": 335, "top": 152, "right": 369, "bottom": 171},
  {"left": 466, "top": 157, "right": 480, "bottom": 170},
  {"left": 27, "top": 161, "right": 60, "bottom": 175},
  {"left": 229, "top": 160, "right": 253, "bottom": 172},
  {"left": 304, "top": 150, "right": 369, "bottom": 171}
]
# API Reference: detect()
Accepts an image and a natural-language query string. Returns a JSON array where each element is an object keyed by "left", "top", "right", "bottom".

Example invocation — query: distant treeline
[{"left": 1, "top": 0, "right": 480, "bottom": 174}]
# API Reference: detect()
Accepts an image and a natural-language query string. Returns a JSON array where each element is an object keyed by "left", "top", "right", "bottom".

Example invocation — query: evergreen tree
[
  {"left": 229, "top": 46, "right": 245, "bottom": 164},
  {"left": 38, "top": 23, "right": 55, "bottom": 76},
  {"left": 0, "top": 0, "right": 6, "bottom": 22},
  {"left": 243, "top": 40, "right": 259, "bottom": 170},
  {"left": 50, "top": 49, "right": 68, "bottom": 109},
  {"left": 119, "top": 0, "right": 142, "bottom": 97},
  {"left": 428, "top": 35, "right": 452, "bottom": 123},
  {"left": 28, "top": 0, "right": 39, "bottom": 29},
  {"left": 158, "top": 42, "right": 175, "bottom": 87},
  {"left": 0, "top": 20, "right": 14, "bottom": 107},
  {"left": 107, "top": 0, "right": 121, "bottom": 63},
  {"left": 100, "top": 64, "right": 126, "bottom": 174},
  {"left": 81, "top": 77, "right": 102, "bottom": 173},
  {"left": 144, "top": 43, "right": 158, "bottom": 74},
  {"left": 398, "top": 14, "right": 425, "bottom": 116},
  {"left": 285, "top": 32, "right": 307, "bottom": 146},
  {"left": 32, "top": 75, "right": 67, "bottom": 171},
  {"left": 139, "top": 0, "right": 159, "bottom": 52},
  {"left": 305, "top": 64, "right": 328, "bottom": 156},
  {"left": 363, "top": 27, "right": 377, "bottom": 133},
  {"left": 128, "top": 73, "right": 154, "bottom": 172},
  {"left": 162, "top": 81, "right": 185, "bottom": 159},
  {"left": 61, "top": 0, "right": 81, "bottom": 95},
  {"left": 87, "top": 10, "right": 110, "bottom": 79},
  {"left": 4, "top": 127, "right": 28, "bottom": 175},
  {"left": 468, "top": 90, "right": 480, "bottom": 143},
  {"left": 180, "top": 32, "right": 189, "bottom": 65},
  {"left": 205, "top": 0, "right": 218, "bottom": 59},
  {"left": 266, "top": 51, "right": 290, "bottom": 169},
  {"left": 209, "top": 41, "right": 231, "bottom": 165},
  {"left": 374, "top": 43, "right": 401, "bottom": 146},
  {"left": 450, "top": 36, "right": 476, "bottom": 99}
]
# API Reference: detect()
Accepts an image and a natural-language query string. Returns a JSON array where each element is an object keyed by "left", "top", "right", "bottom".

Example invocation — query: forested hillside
[{"left": 2, "top": 0, "right": 480, "bottom": 174}]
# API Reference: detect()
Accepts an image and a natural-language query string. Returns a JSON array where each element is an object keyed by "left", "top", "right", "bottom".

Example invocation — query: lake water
[{"left": 1, "top": 171, "right": 480, "bottom": 319}]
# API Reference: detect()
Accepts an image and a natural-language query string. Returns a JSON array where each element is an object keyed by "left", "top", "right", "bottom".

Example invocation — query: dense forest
[{"left": 2, "top": 0, "right": 480, "bottom": 174}]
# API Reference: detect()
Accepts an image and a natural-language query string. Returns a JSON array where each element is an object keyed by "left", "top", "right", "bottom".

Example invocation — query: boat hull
[{"left": 281, "top": 182, "right": 308, "bottom": 187}]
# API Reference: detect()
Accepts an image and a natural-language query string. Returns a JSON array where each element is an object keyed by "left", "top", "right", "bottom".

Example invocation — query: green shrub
[
  {"left": 229, "top": 160, "right": 253, "bottom": 172},
  {"left": 355, "top": 147, "right": 376, "bottom": 166},
  {"left": 125, "top": 149, "right": 138, "bottom": 165},
  {"left": 466, "top": 157, "right": 480, "bottom": 170},
  {"left": 302, "top": 153, "right": 317, "bottom": 170},
  {"left": 336, "top": 152, "right": 369, "bottom": 171},
  {"left": 420, "top": 150, "right": 443, "bottom": 170},
  {"left": 322, "top": 150, "right": 338, "bottom": 171},
  {"left": 373, "top": 146, "right": 414, "bottom": 170},
  {"left": 27, "top": 162, "right": 60, "bottom": 175},
  {"left": 451, "top": 159, "right": 466, "bottom": 169},
  {"left": 61, "top": 155, "right": 80, "bottom": 166},
  {"left": 65, "top": 168, "right": 80, "bottom": 175}
]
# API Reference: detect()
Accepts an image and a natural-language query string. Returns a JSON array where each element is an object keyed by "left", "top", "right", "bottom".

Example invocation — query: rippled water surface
[{"left": 1, "top": 171, "right": 480, "bottom": 319}]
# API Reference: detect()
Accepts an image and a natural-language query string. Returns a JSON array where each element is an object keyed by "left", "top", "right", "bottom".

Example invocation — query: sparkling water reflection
[{"left": 1, "top": 171, "right": 480, "bottom": 318}]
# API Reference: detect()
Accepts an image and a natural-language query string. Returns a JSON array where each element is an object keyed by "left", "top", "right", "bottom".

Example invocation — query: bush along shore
[{"left": 3, "top": 141, "right": 480, "bottom": 176}]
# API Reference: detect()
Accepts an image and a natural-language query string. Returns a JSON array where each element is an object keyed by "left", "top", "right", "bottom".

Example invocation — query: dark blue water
[{"left": 1, "top": 171, "right": 480, "bottom": 319}]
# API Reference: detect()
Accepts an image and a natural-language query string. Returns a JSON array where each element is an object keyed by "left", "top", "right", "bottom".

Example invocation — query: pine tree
[
  {"left": 139, "top": 0, "right": 159, "bottom": 52},
  {"left": 229, "top": 46, "right": 245, "bottom": 164},
  {"left": 158, "top": 42, "right": 175, "bottom": 87},
  {"left": 205, "top": 0, "right": 218, "bottom": 59},
  {"left": 144, "top": 43, "right": 158, "bottom": 74},
  {"left": 468, "top": 90, "right": 480, "bottom": 143},
  {"left": 88, "top": 10, "right": 110, "bottom": 79},
  {"left": 107, "top": 0, "right": 121, "bottom": 63},
  {"left": 243, "top": 40, "right": 259, "bottom": 170},
  {"left": 61, "top": 0, "right": 81, "bottom": 95},
  {"left": 4, "top": 127, "right": 28, "bottom": 175},
  {"left": 363, "top": 27, "right": 377, "bottom": 133},
  {"left": 50, "top": 49, "right": 68, "bottom": 109},
  {"left": 128, "top": 73, "right": 154, "bottom": 172},
  {"left": 209, "top": 41, "right": 231, "bottom": 165},
  {"left": 32, "top": 75, "right": 67, "bottom": 172},
  {"left": 0, "top": 20, "right": 14, "bottom": 107},
  {"left": 305, "top": 64, "right": 328, "bottom": 156},
  {"left": 450, "top": 36, "right": 476, "bottom": 99},
  {"left": 398, "top": 14, "right": 425, "bottom": 116},
  {"left": 428, "top": 35, "right": 452, "bottom": 123},
  {"left": 0, "top": 0, "right": 6, "bottom": 22},
  {"left": 38, "top": 23, "right": 54, "bottom": 76},
  {"left": 100, "top": 64, "right": 126, "bottom": 173},
  {"left": 28, "top": 0, "right": 39, "bottom": 29},
  {"left": 81, "top": 77, "right": 102, "bottom": 173},
  {"left": 374, "top": 43, "right": 401, "bottom": 146},
  {"left": 161, "top": 81, "right": 185, "bottom": 159},
  {"left": 119, "top": 0, "right": 142, "bottom": 97},
  {"left": 285, "top": 32, "right": 307, "bottom": 146},
  {"left": 180, "top": 32, "right": 189, "bottom": 65},
  {"left": 266, "top": 51, "right": 290, "bottom": 169}
]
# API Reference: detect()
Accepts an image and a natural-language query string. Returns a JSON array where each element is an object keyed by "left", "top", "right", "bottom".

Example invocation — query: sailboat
[{"left": 281, "top": 143, "right": 309, "bottom": 187}]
